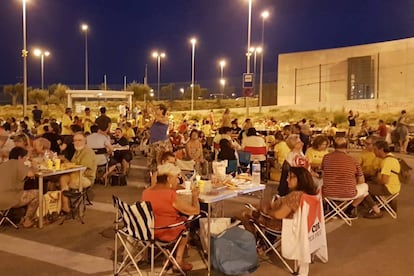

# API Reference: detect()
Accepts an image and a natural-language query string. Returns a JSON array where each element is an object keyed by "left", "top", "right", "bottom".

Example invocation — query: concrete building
[{"left": 277, "top": 37, "right": 414, "bottom": 113}]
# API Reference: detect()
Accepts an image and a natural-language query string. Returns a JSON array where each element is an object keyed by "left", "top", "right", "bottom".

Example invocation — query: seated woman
[
  {"left": 185, "top": 129, "right": 208, "bottom": 175},
  {"left": 305, "top": 135, "right": 330, "bottom": 188},
  {"left": 241, "top": 167, "right": 317, "bottom": 234},
  {"left": 31, "top": 137, "right": 52, "bottom": 158},
  {"left": 0, "top": 147, "right": 38, "bottom": 228},
  {"left": 278, "top": 134, "right": 311, "bottom": 196},
  {"left": 142, "top": 163, "right": 200, "bottom": 272},
  {"left": 217, "top": 138, "right": 237, "bottom": 161},
  {"left": 150, "top": 151, "right": 187, "bottom": 188}
]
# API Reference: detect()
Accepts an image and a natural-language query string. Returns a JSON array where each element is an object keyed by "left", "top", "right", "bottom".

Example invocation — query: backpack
[
  {"left": 211, "top": 226, "right": 259, "bottom": 275},
  {"left": 386, "top": 156, "right": 412, "bottom": 184}
]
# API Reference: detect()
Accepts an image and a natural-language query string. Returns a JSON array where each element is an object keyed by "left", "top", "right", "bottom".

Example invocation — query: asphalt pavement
[{"left": 1, "top": 151, "right": 413, "bottom": 276}]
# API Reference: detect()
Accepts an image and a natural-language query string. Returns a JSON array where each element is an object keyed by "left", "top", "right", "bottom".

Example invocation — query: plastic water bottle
[{"left": 252, "top": 159, "right": 261, "bottom": 185}]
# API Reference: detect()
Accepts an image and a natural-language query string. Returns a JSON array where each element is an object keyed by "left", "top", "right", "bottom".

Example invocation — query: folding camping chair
[
  {"left": 0, "top": 208, "right": 18, "bottom": 229},
  {"left": 281, "top": 194, "right": 328, "bottom": 275},
  {"left": 112, "top": 195, "right": 200, "bottom": 276},
  {"left": 323, "top": 197, "right": 354, "bottom": 226},
  {"left": 375, "top": 193, "right": 399, "bottom": 219},
  {"left": 244, "top": 203, "right": 294, "bottom": 274}
]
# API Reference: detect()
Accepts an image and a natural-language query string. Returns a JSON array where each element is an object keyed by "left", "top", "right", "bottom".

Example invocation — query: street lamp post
[
  {"left": 81, "top": 24, "right": 89, "bottom": 91},
  {"left": 33, "top": 49, "right": 50, "bottom": 90},
  {"left": 190, "top": 38, "right": 196, "bottom": 112},
  {"left": 219, "top": 60, "right": 226, "bottom": 95},
  {"left": 249, "top": 47, "right": 262, "bottom": 79},
  {"left": 246, "top": 0, "right": 253, "bottom": 74},
  {"left": 152, "top": 51, "right": 166, "bottom": 101},
  {"left": 22, "top": 0, "right": 28, "bottom": 117},
  {"left": 220, "top": 79, "right": 226, "bottom": 94},
  {"left": 259, "top": 10, "right": 269, "bottom": 113}
]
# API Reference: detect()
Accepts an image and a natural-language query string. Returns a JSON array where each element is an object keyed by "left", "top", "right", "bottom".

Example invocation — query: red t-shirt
[{"left": 142, "top": 188, "right": 186, "bottom": 242}]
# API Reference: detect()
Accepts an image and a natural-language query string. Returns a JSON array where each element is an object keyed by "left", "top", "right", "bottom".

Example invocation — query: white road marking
[{"left": 0, "top": 233, "right": 113, "bottom": 274}]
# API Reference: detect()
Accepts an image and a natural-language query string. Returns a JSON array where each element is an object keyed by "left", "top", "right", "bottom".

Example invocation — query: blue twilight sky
[{"left": 0, "top": 0, "right": 413, "bottom": 90}]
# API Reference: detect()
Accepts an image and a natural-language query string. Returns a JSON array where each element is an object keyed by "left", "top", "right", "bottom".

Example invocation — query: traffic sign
[
  {"left": 243, "top": 87, "right": 254, "bottom": 97},
  {"left": 243, "top": 73, "right": 254, "bottom": 88}
]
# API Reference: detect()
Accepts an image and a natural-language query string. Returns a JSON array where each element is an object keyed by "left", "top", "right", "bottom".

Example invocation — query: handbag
[{"left": 110, "top": 173, "right": 127, "bottom": 186}]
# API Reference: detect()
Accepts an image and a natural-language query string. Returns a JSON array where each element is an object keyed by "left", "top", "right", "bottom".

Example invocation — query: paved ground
[{"left": 1, "top": 151, "right": 414, "bottom": 276}]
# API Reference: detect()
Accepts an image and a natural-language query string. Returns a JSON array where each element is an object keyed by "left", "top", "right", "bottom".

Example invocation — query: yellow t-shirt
[
  {"left": 83, "top": 115, "right": 94, "bottom": 134},
  {"left": 124, "top": 128, "right": 136, "bottom": 142},
  {"left": 274, "top": 141, "right": 290, "bottom": 166},
  {"left": 305, "top": 147, "right": 329, "bottom": 168},
  {"left": 358, "top": 151, "right": 381, "bottom": 178},
  {"left": 381, "top": 154, "right": 401, "bottom": 194},
  {"left": 61, "top": 114, "right": 73, "bottom": 135}
]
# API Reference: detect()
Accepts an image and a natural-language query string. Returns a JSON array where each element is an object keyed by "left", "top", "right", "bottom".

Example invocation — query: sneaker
[{"left": 363, "top": 211, "right": 383, "bottom": 219}]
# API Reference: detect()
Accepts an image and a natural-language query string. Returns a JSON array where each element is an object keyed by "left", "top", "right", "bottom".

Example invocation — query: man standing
[
  {"left": 61, "top": 107, "right": 73, "bottom": 136},
  {"left": 347, "top": 110, "right": 359, "bottom": 138},
  {"left": 32, "top": 105, "right": 43, "bottom": 123},
  {"left": 95, "top": 107, "right": 112, "bottom": 134},
  {"left": 322, "top": 137, "right": 368, "bottom": 218},
  {"left": 82, "top": 107, "right": 94, "bottom": 134}
]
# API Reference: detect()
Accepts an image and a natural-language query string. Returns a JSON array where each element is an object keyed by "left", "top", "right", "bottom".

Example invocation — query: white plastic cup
[{"left": 184, "top": 180, "right": 192, "bottom": 190}]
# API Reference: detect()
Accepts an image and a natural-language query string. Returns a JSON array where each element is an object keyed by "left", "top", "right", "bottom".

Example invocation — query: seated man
[
  {"left": 103, "top": 128, "right": 132, "bottom": 178},
  {"left": 357, "top": 136, "right": 381, "bottom": 181},
  {"left": 363, "top": 140, "right": 401, "bottom": 219},
  {"left": 86, "top": 124, "right": 112, "bottom": 166},
  {"left": 321, "top": 137, "right": 368, "bottom": 218},
  {"left": 0, "top": 147, "right": 38, "bottom": 228},
  {"left": 60, "top": 132, "right": 97, "bottom": 213}
]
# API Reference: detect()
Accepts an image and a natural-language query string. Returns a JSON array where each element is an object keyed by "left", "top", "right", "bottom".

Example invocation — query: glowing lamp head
[{"left": 261, "top": 11, "right": 270, "bottom": 19}]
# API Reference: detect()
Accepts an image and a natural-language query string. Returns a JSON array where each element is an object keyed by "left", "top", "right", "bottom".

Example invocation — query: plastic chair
[{"left": 237, "top": 150, "right": 251, "bottom": 173}]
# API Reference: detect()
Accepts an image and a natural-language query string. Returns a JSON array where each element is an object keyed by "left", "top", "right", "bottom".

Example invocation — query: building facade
[{"left": 277, "top": 37, "right": 414, "bottom": 113}]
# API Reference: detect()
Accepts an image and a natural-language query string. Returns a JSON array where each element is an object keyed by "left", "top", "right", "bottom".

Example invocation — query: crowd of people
[
  {"left": 0, "top": 103, "right": 410, "bottom": 272},
  {"left": 0, "top": 105, "right": 139, "bottom": 227}
]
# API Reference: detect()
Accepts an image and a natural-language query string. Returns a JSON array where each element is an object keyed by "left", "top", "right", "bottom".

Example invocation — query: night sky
[{"left": 1, "top": 0, "right": 413, "bottom": 90}]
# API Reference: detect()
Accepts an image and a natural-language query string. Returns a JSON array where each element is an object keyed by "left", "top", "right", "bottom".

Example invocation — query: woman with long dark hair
[{"left": 241, "top": 167, "right": 317, "bottom": 233}]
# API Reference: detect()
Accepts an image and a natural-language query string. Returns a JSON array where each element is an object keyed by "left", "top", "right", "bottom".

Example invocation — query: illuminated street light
[
  {"left": 190, "top": 38, "right": 196, "bottom": 112},
  {"left": 259, "top": 10, "right": 269, "bottom": 113},
  {"left": 21, "top": 0, "right": 28, "bottom": 116},
  {"left": 33, "top": 48, "right": 50, "bottom": 90},
  {"left": 249, "top": 47, "right": 262, "bottom": 78},
  {"left": 152, "top": 51, "right": 166, "bottom": 100},
  {"left": 81, "top": 24, "right": 89, "bottom": 91},
  {"left": 219, "top": 60, "right": 226, "bottom": 94}
]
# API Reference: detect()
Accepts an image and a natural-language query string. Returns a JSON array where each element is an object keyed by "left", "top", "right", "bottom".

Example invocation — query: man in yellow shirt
[
  {"left": 357, "top": 136, "right": 381, "bottom": 181},
  {"left": 364, "top": 140, "right": 400, "bottom": 219},
  {"left": 61, "top": 107, "right": 73, "bottom": 136},
  {"left": 82, "top": 107, "right": 94, "bottom": 134}
]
